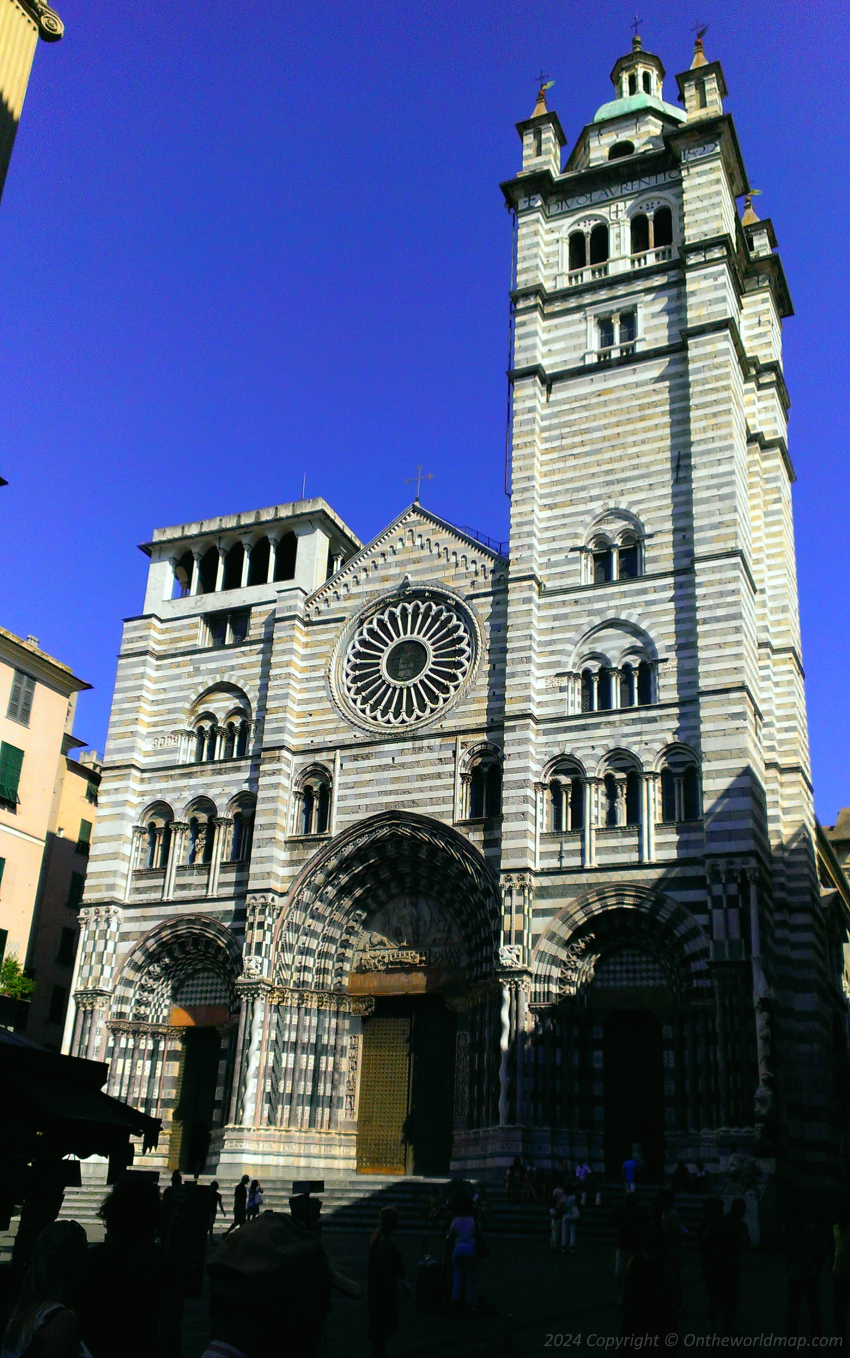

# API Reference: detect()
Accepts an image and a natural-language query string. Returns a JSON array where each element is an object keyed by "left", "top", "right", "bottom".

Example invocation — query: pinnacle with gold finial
[
  {"left": 741, "top": 190, "right": 762, "bottom": 226},
  {"left": 532, "top": 73, "right": 555, "bottom": 117}
]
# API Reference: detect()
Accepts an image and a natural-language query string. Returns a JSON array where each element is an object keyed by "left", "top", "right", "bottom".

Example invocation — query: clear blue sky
[{"left": 1, "top": 0, "right": 847, "bottom": 822}]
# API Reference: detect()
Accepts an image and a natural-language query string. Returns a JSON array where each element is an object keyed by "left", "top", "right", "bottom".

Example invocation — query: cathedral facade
[{"left": 67, "top": 37, "right": 850, "bottom": 1190}]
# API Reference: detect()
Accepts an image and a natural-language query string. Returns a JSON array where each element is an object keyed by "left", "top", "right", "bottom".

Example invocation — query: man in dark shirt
[
  {"left": 225, "top": 1173, "right": 250, "bottom": 1235},
  {"left": 609, "top": 1194, "right": 649, "bottom": 1304}
]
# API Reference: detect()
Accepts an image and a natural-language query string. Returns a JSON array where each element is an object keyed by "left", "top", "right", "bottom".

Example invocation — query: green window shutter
[
  {"left": 0, "top": 743, "right": 24, "bottom": 805},
  {"left": 66, "top": 871, "right": 85, "bottom": 909},
  {"left": 77, "top": 819, "right": 92, "bottom": 853},
  {"left": 0, "top": 857, "right": 5, "bottom": 889},
  {"left": 6, "top": 671, "right": 35, "bottom": 725}
]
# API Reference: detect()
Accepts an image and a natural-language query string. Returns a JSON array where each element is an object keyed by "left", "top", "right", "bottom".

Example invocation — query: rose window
[{"left": 342, "top": 593, "right": 474, "bottom": 726}]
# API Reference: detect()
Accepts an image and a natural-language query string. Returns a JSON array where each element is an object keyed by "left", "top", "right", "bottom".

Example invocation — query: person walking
[
  {"left": 225, "top": 1174, "right": 250, "bottom": 1235},
  {"left": 1, "top": 1220, "right": 88, "bottom": 1358},
  {"left": 368, "top": 1206, "right": 405, "bottom": 1358},
  {"left": 447, "top": 1196, "right": 478, "bottom": 1313},
  {"left": 246, "top": 1180, "right": 264, "bottom": 1222},
  {"left": 609, "top": 1193, "right": 649, "bottom": 1305},
  {"left": 207, "top": 1180, "right": 225, "bottom": 1239},
  {"left": 781, "top": 1200, "right": 825, "bottom": 1339},
  {"left": 833, "top": 1200, "right": 850, "bottom": 1344}
]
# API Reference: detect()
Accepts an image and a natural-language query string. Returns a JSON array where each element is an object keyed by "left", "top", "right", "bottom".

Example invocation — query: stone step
[{"left": 49, "top": 1178, "right": 712, "bottom": 1242}]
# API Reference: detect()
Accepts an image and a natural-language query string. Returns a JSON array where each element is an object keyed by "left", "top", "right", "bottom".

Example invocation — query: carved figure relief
[{"left": 351, "top": 891, "right": 466, "bottom": 973}]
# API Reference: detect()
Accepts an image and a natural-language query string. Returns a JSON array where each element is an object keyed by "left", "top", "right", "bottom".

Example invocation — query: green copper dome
[{"left": 593, "top": 91, "right": 685, "bottom": 124}]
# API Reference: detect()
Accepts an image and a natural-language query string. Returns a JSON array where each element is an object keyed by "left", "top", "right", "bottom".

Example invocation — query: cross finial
[
  {"left": 404, "top": 465, "right": 433, "bottom": 502},
  {"left": 690, "top": 20, "right": 709, "bottom": 66},
  {"left": 631, "top": 13, "right": 643, "bottom": 36}
]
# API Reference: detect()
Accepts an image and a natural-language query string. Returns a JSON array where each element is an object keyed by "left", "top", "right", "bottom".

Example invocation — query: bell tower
[{"left": 499, "top": 33, "right": 834, "bottom": 1185}]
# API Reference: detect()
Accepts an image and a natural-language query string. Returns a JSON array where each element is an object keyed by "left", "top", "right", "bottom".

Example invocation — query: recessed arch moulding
[{"left": 216, "top": 812, "right": 509, "bottom": 1178}]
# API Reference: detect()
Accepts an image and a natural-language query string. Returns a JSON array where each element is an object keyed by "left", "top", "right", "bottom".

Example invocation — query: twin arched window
[
  {"left": 229, "top": 800, "right": 255, "bottom": 861},
  {"left": 546, "top": 753, "right": 701, "bottom": 834},
  {"left": 145, "top": 817, "right": 172, "bottom": 869},
  {"left": 467, "top": 757, "right": 502, "bottom": 819},
  {"left": 192, "top": 714, "right": 250, "bottom": 764},
  {"left": 549, "top": 765, "right": 584, "bottom": 832},
  {"left": 186, "top": 801, "right": 216, "bottom": 866},
  {"left": 580, "top": 660, "right": 653, "bottom": 711},
  {"left": 603, "top": 770, "right": 641, "bottom": 827},
  {"left": 296, "top": 769, "right": 332, "bottom": 836},
  {"left": 631, "top": 206, "right": 673, "bottom": 256},
  {"left": 590, "top": 531, "right": 642, "bottom": 583},
  {"left": 568, "top": 224, "right": 609, "bottom": 273},
  {"left": 660, "top": 757, "right": 701, "bottom": 823}
]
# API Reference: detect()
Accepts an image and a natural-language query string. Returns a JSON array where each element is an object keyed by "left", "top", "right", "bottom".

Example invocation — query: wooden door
[{"left": 356, "top": 1015, "right": 411, "bottom": 1173}]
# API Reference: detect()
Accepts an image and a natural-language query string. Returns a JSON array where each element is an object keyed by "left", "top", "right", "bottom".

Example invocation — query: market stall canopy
[{"left": 0, "top": 1029, "right": 160, "bottom": 1157}]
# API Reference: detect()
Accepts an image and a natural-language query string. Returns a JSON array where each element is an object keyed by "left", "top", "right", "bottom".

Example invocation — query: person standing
[
  {"left": 78, "top": 1178, "right": 180, "bottom": 1358},
  {"left": 659, "top": 1189, "right": 686, "bottom": 1308},
  {"left": 609, "top": 1193, "right": 649, "bottom": 1305},
  {"left": 247, "top": 1179, "right": 264, "bottom": 1222},
  {"left": 368, "top": 1206, "right": 405, "bottom": 1358},
  {"left": 550, "top": 1183, "right": 565, "bottom": 1253},
  {"left": 575, "top": 1161, "right": 592, "bottom": 1207},
  {"left": 447, "top": 1197, "right": 478, "bottom": 1312},
  {"left": 159, "top": 1168, "right": 183, "bottom": 1244},
  {"left": 781, "top": 1201, "right": 825, "bottom": 1339},
  {"left": 834, "top": 1200, "right": 850, "bottom": 1344},
  {"left": 704, "top": 1198, "right": 750, "bottom": 1336},
  {"left": 622, "top": 1155, "right": 637, "bottom": 1194},
  {"left": 225, "top": 1174, "right": 250, "bottom": 1235},
  {"left": 1, "top": 1220, "right": 88, "bottom": 1358}
]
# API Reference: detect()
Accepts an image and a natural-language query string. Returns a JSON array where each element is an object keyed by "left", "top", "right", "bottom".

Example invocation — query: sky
[{"left": 0, "top": 0, "right": 847, "bottom": 822}]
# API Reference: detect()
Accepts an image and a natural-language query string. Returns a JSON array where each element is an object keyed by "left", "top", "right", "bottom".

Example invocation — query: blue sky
[{"left": 1, "top": 0, "right": 847, "bottom": 822}]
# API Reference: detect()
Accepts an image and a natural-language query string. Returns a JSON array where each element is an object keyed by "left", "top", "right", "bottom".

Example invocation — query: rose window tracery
[{"left": 341, "top": 592, "right": 474, "bottom": 727}]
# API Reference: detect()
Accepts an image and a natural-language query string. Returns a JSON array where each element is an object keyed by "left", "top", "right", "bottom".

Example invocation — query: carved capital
[{"left": 21, "top": 0, "right": 63, "bottom": 40}]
